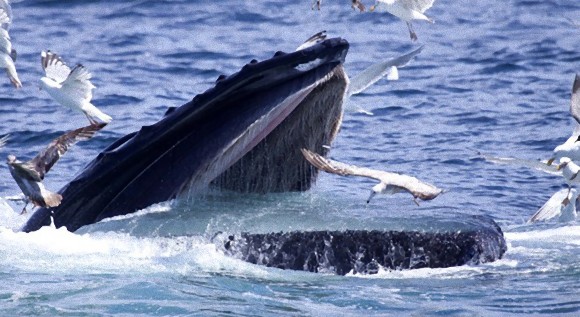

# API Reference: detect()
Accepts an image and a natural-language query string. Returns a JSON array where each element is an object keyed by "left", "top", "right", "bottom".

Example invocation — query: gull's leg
[
  {"left": 413, "top": 197, "right": 421, "bottom": 206},
  {"left": 407, "top": 22, "right": 418, "bottom": 41},
  {"left": 20, "top": 200, "right": 29, "bottom": 215},
  {"left": 312, "top": 0, "right": 321, "bottom": 10}
]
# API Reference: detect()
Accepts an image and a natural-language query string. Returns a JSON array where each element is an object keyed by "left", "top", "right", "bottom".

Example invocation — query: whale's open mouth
[{"left": 22, "top": 38, "right": 350, "bottom": 233}]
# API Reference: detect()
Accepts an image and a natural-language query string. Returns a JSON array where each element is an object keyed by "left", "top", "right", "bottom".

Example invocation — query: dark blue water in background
[{"left": 0, "top": 0, "right": 579, "bottom": 315}]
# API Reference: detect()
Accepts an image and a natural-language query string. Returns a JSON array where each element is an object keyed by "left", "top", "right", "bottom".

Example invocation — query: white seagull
[
  {"left": 0, "top": 0, "right": 21, "bottom": 88},
  {"left": 40, "top": 51, "right": 112, "bottom": 125},
  {"left": 301, "top": 148, "right": 443, "bottom": 204},
  {"left": 371, "top": 0, "right": 437, "bottom": 41},
  {"left": 528, "top": 188, "right": 578, "bottom": 223},
  {"left": 7, "top": 123, "right": 106, "bottom": 214},
  {"left": 296, "top": 32, "right": 423, "bottom": 115},
  {"left": 547, "top": 74, "right": 580, "bottom": 165}
]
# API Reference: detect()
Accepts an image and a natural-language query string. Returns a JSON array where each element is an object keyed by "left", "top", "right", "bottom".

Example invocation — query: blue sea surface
[{"left": 0, "top": 0, "right": 579, "bottom": 315}]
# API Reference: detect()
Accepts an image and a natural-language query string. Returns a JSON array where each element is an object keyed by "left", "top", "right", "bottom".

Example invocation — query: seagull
[
  {"left": 528, "top": 188, "right": 578, "bottom": 223},
  {"left": 547, "top": 74, "right": 580, "bottom": 165},
  {"left": 295, "top": 32, "right": 422, "bottom": 115},
  {"left": 370, "top": 0, "right": 436, "bottom": 41},
  {"left": 40, "top": 51, "right": 112, "bottom": 125},
  {"left": 346, "top": 45, "right": 423, "bottom": 115},
  {"left": 0, "top": 0, "right": 21, "bottom": 88},
  {"left": 6, "top": 123, "right": 106, "bottom": 214},
  {"left": 312, "top": 1, "right": 366, "bottom": 12},
  {"left": 301, "top": 148, "right": 443, "bottom": 204}
]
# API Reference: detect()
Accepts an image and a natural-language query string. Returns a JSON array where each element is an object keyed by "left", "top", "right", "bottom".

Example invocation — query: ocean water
[{"left": 0, "top": 0, "right": 579, "bottom": 315}]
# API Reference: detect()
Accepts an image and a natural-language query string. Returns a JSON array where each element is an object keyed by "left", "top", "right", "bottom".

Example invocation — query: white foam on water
[
  {"left": 506, "top": 225, "right": 580, "bottom": 245},
  {"left": 347, "top": 264, "right": 486, "bottom": 280}
]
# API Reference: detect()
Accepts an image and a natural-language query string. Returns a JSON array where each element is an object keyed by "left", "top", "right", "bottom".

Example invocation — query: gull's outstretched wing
[
  {"left": 0, "top": 134, "right": 7, "bottom": 148},
  {"left": 29, "top": 123, "right": 106, "bottom": 179},
  {"left": 528, "top": 189, "right": 570, "bottom": 223},
  {"left": 301, "top": 148, "right": 442, "bottom": 200},
  {"left": 347, "top": 45, "right": 423, "bottom": 96},
  {"left": 41, "top": 51, "right": 71, "bottom": 84},
  {"left": 570, "top": 74, "right": 580, "bottom": 125},
  {"left": 480, "top": 153, "right": 561, "bottom": 176},
  {"left": 61, "top": 64, "right": 96, "bottom": 102},
  {"left": 296, "top": 31, "right": 327, "bottom": 51}
]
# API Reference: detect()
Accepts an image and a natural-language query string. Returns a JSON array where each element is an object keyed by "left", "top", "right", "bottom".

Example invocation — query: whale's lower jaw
[
  {"left": 221, "top": 226, "right": 507, "bottom": 274},
  {"left": 211, "top": 66, "right": 346, "bottom": 193}
]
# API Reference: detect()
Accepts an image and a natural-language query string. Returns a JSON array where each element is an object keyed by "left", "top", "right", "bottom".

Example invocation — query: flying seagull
[
  {"left": 528, "top": 188, "right": 578, "bottom": 223},
  {"left": 301, "top": 148, "right": 443, "bottom": 204},
  {"left": 547, "top": 74, "right": 580, "bottom": 165},
  {"left": 0, "top": 0, "right": 21, "bottom": 88},
  {"left": 7, "top": 123, "right": 106, "bottom": 214},
  {"left": 312, "top": 1, "right": 366, "bottom": 12},
  {"left": 40, "top": 51, "right": 112, "bottom": 125},
  {"left": 296, "top": 32, "right": 422, "bottom": 115},
  {"left": 371, "top": 0, "right": 436, "bottom": 41}
]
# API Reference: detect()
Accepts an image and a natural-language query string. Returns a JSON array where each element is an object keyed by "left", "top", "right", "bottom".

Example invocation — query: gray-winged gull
[
  {"left": 301, "top": 148, "right": 442, "bottom": 204},
  {"left": 7, "top": 123, "right": 106, "bottom": 213}
]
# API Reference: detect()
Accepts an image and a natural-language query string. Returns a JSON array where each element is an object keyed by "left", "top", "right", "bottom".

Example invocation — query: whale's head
[{"left": 23, "top": 38, "right": 350, "bottom": 232}]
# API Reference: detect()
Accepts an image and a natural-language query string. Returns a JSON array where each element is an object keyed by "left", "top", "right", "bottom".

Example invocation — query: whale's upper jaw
[{"left": 22, "top": 38, "right": 350, "bottom": 233}]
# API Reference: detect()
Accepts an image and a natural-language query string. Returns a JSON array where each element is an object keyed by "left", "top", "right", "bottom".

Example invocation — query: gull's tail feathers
[
  {"left": 84, "top": 103, "right": 112, "bottom": 124},
  {"left": 6, "top": 67, "right": 21, "bottom": 88},
  {"left": 43, "top": 191, "right": 63, "bottom": 208}
]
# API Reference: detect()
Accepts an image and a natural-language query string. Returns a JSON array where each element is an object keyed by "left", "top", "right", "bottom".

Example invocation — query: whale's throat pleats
[{"left": 212, "top": 66, "right": 347, "bottom": 193}]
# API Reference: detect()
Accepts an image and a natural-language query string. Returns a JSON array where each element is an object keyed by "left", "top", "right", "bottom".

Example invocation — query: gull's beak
[
  {"left": 547, "top": 157, "right": 555, "bottom": 166},
  {"left": 556, "top": 162, "right": 568, "bottom": 170},
  {"left": 366, "top": 191, "right": 376, "bottom": 204}
]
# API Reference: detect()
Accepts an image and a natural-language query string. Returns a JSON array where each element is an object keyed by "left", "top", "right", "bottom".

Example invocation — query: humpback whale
[
  {"left": 23, "top": 38, "right": 351, "bottom": 232},
  {"left": 19, "top": 36, "right": 507, "bottom": 272}
]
